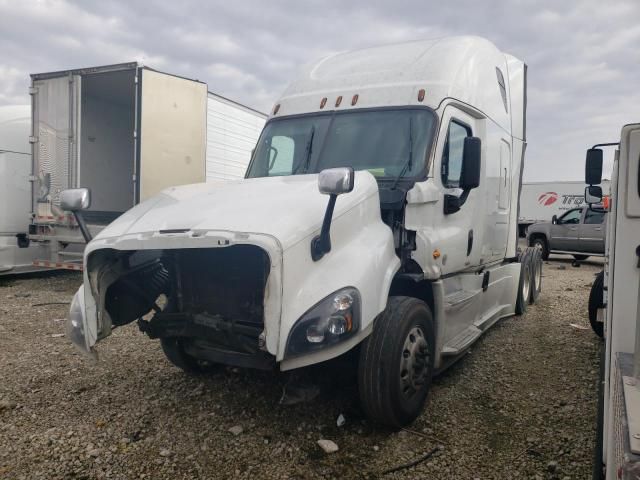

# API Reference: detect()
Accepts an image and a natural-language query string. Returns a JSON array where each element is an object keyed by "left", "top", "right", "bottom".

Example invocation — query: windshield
[{"left": 246, "top": 108, "right": 437, "bottom": 180}]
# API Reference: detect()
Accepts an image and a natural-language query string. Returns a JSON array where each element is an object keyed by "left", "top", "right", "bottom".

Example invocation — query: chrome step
[{"left": 441, "top": 326, "right": 482, "bottom": 356}]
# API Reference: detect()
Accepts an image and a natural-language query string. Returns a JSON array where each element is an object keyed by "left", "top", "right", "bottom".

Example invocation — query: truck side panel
[{"left": 138, "top": 69, "right": 207, "bottom": 201}]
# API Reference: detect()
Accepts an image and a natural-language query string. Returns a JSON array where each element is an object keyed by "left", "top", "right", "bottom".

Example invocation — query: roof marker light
[
  {"left": 418, "top": 89, "right": 426, "bottom": 102},
  {"left": 335, "top": 96, "right": 342, "bottom": 107},
  {"left": 273, "top": 103, "right": 280, "bottom": 115},
  {"left": 320, "top": 97, "right": 327, "bottom": 109},
  {"left": 351, "top": 94, "right": 359, "bottom": 106}
]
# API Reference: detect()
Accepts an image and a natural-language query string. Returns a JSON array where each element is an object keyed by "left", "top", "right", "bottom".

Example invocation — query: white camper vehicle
[
  {"left": 0, "top": 105, "right": 50, "bottom": 275},
  {"left": 585, "top": 126, "right": 640, "bottom": 479},
  {"left": 519, "top": 180, "right": 611, "bottom": 236},
  {"left": 28, "top": 63, "right": 266, "bottom": 270},
  {"left": 66, "top": 37, "right": 542, "bottom": 427}
]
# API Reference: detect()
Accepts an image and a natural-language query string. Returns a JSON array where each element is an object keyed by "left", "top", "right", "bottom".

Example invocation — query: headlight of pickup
[{"left": 285, "top": 287, "right": 360, "bottom": 357}]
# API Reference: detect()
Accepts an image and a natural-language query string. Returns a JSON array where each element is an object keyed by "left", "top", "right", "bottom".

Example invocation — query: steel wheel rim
[
  {"left": 399, "top": 326, "right": 430, "bottom": 399},
  {"left": 522, "top": 265, "right": 531, "bottom": 301}
]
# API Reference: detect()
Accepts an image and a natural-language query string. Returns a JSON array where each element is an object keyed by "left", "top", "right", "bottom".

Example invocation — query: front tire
[{"left": 358, "top": 297, "right": 435, "bottom": 428}]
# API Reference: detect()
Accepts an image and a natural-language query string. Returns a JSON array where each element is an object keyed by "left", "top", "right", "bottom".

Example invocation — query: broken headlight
[{"left": 285, "top": 287, "right": 360, "bottom": 357}]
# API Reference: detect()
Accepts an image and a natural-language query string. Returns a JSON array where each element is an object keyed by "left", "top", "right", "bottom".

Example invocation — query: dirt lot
[{"left": 0, "top": 256, "right": 602, "bottom": 480}]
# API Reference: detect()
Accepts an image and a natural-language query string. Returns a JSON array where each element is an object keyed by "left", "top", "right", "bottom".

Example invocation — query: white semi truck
[
  {"left": 65, "top": 37, "right": 542, "bottom": 427},
  {"left": 585, "top": 125, "right": 640, "bottom": 479},
  {"left": 28, "top": 62, "right": 266, "bottom": 270}
]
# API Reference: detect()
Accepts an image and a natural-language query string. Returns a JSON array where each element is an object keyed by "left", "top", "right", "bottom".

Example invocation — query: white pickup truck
[{"left": 65, "top": 36, "right": 542, "bottom": 427}]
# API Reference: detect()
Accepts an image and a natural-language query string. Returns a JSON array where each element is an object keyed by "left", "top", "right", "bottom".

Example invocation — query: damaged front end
[{"left": 73, "top": 237, "right": 281, "bottom": 369}]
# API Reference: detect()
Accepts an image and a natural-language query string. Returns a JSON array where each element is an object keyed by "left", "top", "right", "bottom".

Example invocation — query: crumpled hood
[{"left": 94, "top": 171, "right": 379, "bottom": 250}]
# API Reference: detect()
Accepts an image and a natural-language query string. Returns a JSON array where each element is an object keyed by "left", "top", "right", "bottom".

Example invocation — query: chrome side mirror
[
  {"left": 60, "top": 188, "right": 92, "bottom": 243},
  {"left": 318, "top": 167, "right": 355, "bottom": 196},
  {"left": 312, "top": 168, "right": 355, "bottom": 261},
  {"left": 60, "top": 188, "right": 91, "bottom": 212}
]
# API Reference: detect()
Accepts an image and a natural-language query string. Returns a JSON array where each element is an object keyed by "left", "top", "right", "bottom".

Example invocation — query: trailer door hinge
[
  {"left": 29, "top": 136, "right": 38, "bottom": 144},
  {"left": 132, "top": 174, "right": 137, "bottom": 182},
  {"left": 28, "top": 175, "right": 36, "bottom": 182},
  {"left": 29, "top": 87, "right": 38, "bottom": 95},
  {"left": 134, "top": 75, "right": 138, "bottom": 84}
]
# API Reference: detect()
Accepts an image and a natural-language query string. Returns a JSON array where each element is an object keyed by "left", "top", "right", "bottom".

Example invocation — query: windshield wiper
[
  {"left": 391, "top": 116, "right": 413, "bottom": 190},
  {"left": 293, "top": 125, "right": 315, "bottom": 174}
]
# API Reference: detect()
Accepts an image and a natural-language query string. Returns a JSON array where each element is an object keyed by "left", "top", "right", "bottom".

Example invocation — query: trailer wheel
[
  {"left": 588, "top": 271, "right": 605, "bottom": 338},
  {"left": 160, "top": 338, "right": 215, "bottom": 373},
  {"left": 530, "top": 236, "right": 549, "bottom": 260},
  {"left": 530, "top": 248, "right": 543, "bottom": 304},
  {"left": 515, "top": 249, "right": 533, "bottom": 314},
  {"left": 358, "top": 296, "right": 435, "bottom": 428}
]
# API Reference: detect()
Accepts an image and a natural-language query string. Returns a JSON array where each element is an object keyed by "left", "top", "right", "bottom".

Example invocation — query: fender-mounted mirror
[
  {"left": 312, "top": 168, "right": 355, "bottom": 261},
  {"left": 60, "top": 188, "right": 90, "bottom": 212},
  {"left": 585, "top": 148, "right": 603, "bottom": 185},
  {"left": 60, "top": 188, "right": 92, "bottom": 243}
]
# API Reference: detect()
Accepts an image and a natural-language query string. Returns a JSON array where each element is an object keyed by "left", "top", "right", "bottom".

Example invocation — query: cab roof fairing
[{"left": 270, "top": 36, "right": 523, "bottom": 137}]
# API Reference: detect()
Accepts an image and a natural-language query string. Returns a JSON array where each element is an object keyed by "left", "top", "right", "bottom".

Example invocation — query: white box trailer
[
  {"left": 586, "top": 126, "right": 640, "bottom": 479},
  {"left": 518, "top": 180, "right": 610, "bottom": 236},
  {"left": 0, "top": 105, "right": 50, "bottom": 275},
  {"left": 28, "top": 63, "right": 266, "bottom": 270}
]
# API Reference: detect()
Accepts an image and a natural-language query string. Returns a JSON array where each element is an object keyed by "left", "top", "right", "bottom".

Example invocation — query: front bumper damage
[{"left": 68, "top": 230, "right": 283, "bottom": 366}]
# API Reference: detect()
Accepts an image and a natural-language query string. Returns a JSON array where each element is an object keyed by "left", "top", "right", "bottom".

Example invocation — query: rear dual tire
[{"left": 516, "top": 247, "right": 543, "bottom": 315}]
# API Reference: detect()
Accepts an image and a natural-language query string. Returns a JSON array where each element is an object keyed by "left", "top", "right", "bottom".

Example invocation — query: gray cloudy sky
[{"left": 1, "top": 0, "right": 638, "bottom": 181}]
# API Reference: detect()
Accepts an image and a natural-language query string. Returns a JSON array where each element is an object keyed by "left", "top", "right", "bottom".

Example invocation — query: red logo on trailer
[{"left": 537, "top": 192, "right": 558, "bottom": 206}]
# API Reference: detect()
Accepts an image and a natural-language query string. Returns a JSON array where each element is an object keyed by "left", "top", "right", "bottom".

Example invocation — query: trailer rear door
[
  {"left": 31, "top": 74, "right": 81, "bottom": 216},
  {"left": 138, "top": 69, "right": 207, "bottom": 202}
]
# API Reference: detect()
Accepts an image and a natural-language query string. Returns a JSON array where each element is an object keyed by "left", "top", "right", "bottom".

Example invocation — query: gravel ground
[{"left": 0, "top": 256, "right": 602, "bottom": 480}]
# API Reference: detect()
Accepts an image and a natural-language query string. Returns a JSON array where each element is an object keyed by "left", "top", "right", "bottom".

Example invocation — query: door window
[
  {"left": 268, "top": 136, "right": 295, "bottom": 176},
  {"left": 584, "top": 209, "right": 605, "bottom": 224},
  {"left": 558, "top": 208, "right": 581, "bottom": 224},
  {"left": 441, "top": 120, "right": 471, "bottom": 188}
]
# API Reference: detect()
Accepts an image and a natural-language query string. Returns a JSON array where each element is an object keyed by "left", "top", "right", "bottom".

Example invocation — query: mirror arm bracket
[
  {"left": 73, "top": 212, "right": 92, "bottom": 243},
  {"left": 311, "top": 194, "right": 337, "bottom": 261}
]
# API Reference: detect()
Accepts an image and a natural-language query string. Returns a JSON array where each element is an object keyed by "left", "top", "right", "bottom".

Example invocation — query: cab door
[
  {"left": 579, "top": 208, "right": 606, "bottom": 253},
  {"left": 550, "top": 207, "right": 581, "bottom": 251}
]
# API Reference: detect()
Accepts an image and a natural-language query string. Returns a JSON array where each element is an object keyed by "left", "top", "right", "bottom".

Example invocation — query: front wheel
[{"left": 358, "top": 297, "right": 435, "bottom": 428}]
